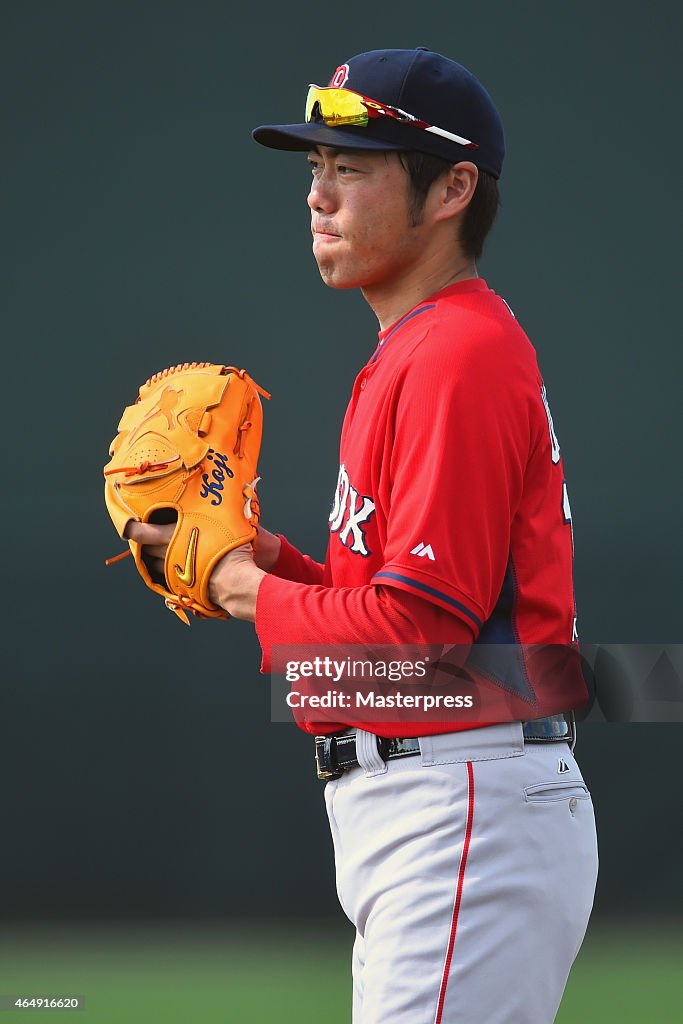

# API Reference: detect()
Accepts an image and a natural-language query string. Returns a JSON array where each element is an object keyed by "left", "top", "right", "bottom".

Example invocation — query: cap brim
[
  {"left": 252, "top": 122, "right": 409, "bottom": 153},
  {"left": 252, "top": 119, "right": 501, "bottom": 177}
]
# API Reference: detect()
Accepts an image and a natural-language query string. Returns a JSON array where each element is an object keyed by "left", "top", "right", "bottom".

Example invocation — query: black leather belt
[{"left": 314, "top": 714, "right": 574, "bottom": 780}]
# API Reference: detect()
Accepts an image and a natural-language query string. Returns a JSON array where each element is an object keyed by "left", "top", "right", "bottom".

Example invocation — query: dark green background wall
[{"left": 2, "top": 1, "right": 682, "bottom": 920}]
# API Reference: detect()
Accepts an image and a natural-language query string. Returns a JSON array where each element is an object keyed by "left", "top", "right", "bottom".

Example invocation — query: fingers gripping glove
[{"left": 104, "top": 362, "right": 270, "bottom": 624}]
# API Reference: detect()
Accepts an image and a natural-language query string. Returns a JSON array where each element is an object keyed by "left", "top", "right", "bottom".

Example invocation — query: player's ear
[{"left": 432, "top": 162, "right": 478, "bottom": 224}]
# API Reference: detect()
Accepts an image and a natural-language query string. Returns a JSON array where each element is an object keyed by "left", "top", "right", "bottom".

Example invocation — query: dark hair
[{"left": 397, "top": 151, "right": 500, "bottom": 261}]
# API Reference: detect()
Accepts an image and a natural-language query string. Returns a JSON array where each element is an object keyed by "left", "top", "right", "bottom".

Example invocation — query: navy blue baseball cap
[{"left": 252, "top": 47, "right": 505, "bottom": 178}]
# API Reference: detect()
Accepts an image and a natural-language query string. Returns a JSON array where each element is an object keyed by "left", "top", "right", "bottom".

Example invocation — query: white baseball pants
[{"left": 324, "top": 722, "right": 598, "bottom": 1024}]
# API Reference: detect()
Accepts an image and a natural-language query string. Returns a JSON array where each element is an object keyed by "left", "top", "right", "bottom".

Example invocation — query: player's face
[{"left": 307, "top": 146, "right": 430, "bottom": 291}]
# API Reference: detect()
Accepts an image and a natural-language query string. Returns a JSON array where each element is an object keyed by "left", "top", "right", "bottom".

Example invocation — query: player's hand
[
  {"left": 207, "top": 544, "right": 266, "bottom": 620},
  {"left": 124, "top": 521, "right": 173, "bottom": 573},
  {"left": 123, "top": 521, "right": 267, "bottom": 621},
  {"left": 252, "top": 526, "right": 281, "bottom": 572},
  {"left": 123, "top": 522, "right": 280, "bottom": 570}
]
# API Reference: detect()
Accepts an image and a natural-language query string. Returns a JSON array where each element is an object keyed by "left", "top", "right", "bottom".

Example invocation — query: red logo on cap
[{"left": 329, "top": 63, "right": 349, "bottom": 88}]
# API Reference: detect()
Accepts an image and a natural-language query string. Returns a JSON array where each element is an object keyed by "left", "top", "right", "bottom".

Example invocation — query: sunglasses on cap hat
[{"left": 305, "top": 84, "right": 479, "bottom": 152}]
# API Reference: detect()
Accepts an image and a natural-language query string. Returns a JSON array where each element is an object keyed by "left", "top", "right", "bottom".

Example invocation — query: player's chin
[
  {"left": 318, "top": 274, "right": 360, "bottom": 290},
  {"left": 313, "top": 256, "right": 368, "bottom": 290}
]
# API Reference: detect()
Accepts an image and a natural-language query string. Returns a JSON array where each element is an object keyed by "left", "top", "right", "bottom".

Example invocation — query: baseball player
[{"left": 130, "top": 48, "right": 598, "bottom": 1024}]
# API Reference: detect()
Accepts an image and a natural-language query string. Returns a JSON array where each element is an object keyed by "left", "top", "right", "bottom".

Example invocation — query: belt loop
[
  {"left": 568, "top": 711, "right": 577, "bottom": 754},
  {"left": 355, "top": 729, "right": 388, "bottom": 777}
]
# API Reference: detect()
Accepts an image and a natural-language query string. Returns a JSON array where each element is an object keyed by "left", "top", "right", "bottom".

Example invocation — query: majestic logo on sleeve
[
  {"left": 410, "top": 541, "right": 435, "bottom": 561},
  {"left": 329, "top": 464, "right": 375, "bottom": 556}
]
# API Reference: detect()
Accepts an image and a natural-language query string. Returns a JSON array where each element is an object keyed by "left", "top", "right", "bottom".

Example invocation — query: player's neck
[{"left": 362, "top": 256, "right": 478, "bottom": 332}]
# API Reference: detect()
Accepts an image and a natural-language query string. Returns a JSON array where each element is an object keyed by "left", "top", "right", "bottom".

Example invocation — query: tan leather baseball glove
[{"left": 104, "top": 362, "right": 270, "bottom": 624}]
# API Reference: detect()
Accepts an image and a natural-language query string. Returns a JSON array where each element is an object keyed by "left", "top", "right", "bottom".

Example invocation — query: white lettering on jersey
[
  {"left": 562, "top": 479, "right": 576, "bottom": 556},
  {"left": 410, "top": 541, "right": 436, "bottom": 561},
  {"left": 329, "top": 464, "right": 350, "bottom": 531},
  {"left": 329, "top": 464, "right": 375, "bottom": 556},
  {"left": 541, "top": 384, "right": 561, "bottom": 464},
  {"left": 562, "top": 480, "right": 572, "bottom": 524}
]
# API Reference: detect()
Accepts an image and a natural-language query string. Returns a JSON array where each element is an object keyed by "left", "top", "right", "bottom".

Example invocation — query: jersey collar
[{"left": 371, "top": 278, "right": 490, "bottom": 363}]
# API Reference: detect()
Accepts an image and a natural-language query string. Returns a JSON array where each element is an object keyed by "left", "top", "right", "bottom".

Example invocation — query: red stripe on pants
[{"left": 435, "top": 760, "right": 475, "bottom": 1024}]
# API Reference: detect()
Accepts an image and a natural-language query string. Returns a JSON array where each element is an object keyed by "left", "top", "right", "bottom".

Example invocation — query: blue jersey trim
[
  {"left": 469, "top": 558, "right": 536, "bottom": 703},
  {"left": 373, "top": 571, "right": 482, "bottom": 627},
  {"left": 476, "top": 560, "right": 517, "bottom": 645},
  {"left": 371, "top": 304, "right": 436, "bottom": 363}
]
